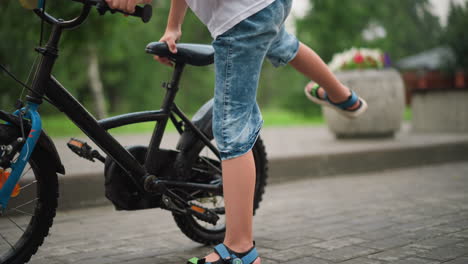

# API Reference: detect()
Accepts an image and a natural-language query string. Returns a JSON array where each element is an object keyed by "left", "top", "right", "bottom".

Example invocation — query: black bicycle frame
[{"left": 26, "top": 4, "right": 221, "bottom": 194}]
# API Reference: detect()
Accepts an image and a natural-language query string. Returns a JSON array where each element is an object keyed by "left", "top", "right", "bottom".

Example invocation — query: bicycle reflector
[{"left": 19, "top": 0, "right": 43, "bottom": 10}]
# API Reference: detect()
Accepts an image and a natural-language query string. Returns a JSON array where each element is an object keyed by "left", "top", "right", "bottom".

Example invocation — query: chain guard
[{"left": 104, "top": 146, "right": 178, "bottom": 211}]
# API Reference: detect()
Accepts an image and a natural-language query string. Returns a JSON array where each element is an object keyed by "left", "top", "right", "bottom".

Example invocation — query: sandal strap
[
  {"left": 240, "top": 247, "right": 258, "bottom": 264},
  {"left": 328, "top": 90, "right": 359, "bottom": 110},
  {"left": 214, "top": 243, "right": 232, "bottom": 261},
  {"left": 212, "top": 243, "right": 259, "bottom": 264},
  {"left": 311, "top": 83, "right": 328, "bottom": 100},
  {"left": 311, "top": 83, "right": 329, "bottom": 101},
  {"left": 187, "top": 257, "right": 201, "bottom": 264}
]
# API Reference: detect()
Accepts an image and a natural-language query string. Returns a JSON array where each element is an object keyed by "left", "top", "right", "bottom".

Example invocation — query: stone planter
[{"left": 323, "top": 69, "right": 405, "bottom": 138}]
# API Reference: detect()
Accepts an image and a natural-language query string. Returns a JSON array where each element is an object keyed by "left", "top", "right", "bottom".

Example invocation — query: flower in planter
[{"left": 328, "top": 47, "right": 391, "bottom": 72}]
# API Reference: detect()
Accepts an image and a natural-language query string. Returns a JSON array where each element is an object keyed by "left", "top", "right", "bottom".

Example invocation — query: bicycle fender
[
  {"left": 174, "top": 98, "right": 214, "bottom": 179},
  {"left": 176, "top": 98, "right": 214, "bottom": 152},
  {"left": 0, "top": 110, "right": 65, "bottom": 174}
]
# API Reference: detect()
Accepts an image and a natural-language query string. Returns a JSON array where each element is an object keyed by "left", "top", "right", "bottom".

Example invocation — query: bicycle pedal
[
  {"left": 189, "top": 204, "right": 220, "bottom": 225},
  {"left": 67, "top": 138, "right": 105, "bottom": 163}
]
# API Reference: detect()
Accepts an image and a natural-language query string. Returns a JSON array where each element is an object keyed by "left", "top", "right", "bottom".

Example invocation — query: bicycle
[{"left": 0, "top": 1, "right": 269, "bottom": 263}]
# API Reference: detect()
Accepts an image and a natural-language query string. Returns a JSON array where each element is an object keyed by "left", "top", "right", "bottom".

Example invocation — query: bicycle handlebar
[
  {"left": 35, "top": 0, "right": 152, "bottom": 29},
  {"left": 72, "top": 0, "right": 153, "bottom": 23}
]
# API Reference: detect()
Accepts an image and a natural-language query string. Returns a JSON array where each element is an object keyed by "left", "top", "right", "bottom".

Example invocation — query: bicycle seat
[{"left": 146, "top": 42, "right": 214, "bottom": 66}]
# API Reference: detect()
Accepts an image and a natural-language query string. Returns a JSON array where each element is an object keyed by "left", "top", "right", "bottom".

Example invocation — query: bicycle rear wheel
[
  {"left": 0, "top": 124, "right": 59, "bottom": 264},
  {"left": 172, "top": 136, "right": 268, "bottom": 245}
]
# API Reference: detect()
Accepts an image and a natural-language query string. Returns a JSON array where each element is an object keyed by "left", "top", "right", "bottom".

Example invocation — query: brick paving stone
[
  {"left": 408, "top": 235, "right": 463, "bottom": 250},
  {"left": 315, "top": 245, "right": 379, "bottom": 262},
  {"left": 338, "top": 257, "right": 387, "bottom": 264},
  {"left": 354, "top": 227, "right": 406, "bottom": 241},
  {"left": 252, "top": 257, "right": 280, "bottom": 264},
  {"left": 282, "top": 256, "right": 332, "bottom": 264},
  {"left": 70, "top": 256, "right": 121, "bottom": 264},
  {"left": 455, "top": 239, "right": 468, "bottom": 248},
  {"left": 349, "top": 220, "right": 397, "bottom": 233},
  {"left": 404, "top": 227, "right": 455, "bottom": 241},
  {"left": 444, "top": 257, "right": 468, "bottom": 264},
  {"left": 312, "top": 237, "right": 367, "bottom": 250},
  {"left": 257, "top": 236, "right": 321, "bottom": 250},
  {"left": 451, "top": 229, "right": 468, "bottom": 238},
  {"left": 416, "top": 244, "right": 468, "bottom": 261},
  {"left": 358, "top": 235, "right": 415, "bottom": 250},
  {"left": 27, "top": 258, "right": 63, "bottom": 264},
  {"left": 264, "top": 245, "right": 323, "bottom": 262},
  {"left": 111, "top": 252, "right": 184, "bottom": 264},
  {"left": 2, "top": 162, "right": 464, "bottom": 264},
  {"left": 50, "top": 250, "right": 127, "bottom": 263},
  {"left": 256, "top": 257, "right": 280, "bottom": 264},
  {"left": 119, "top": 257, "right": 166, "bottom": 264},
  {"left": 367, "top": 246, "right": 428, "bottom": 262},
  {"left": 392, "top": 257, "right": 440, "bottom": 264},
  {"left": 429, "top": 224, "right": 463, "bottom": 234},
  {"left": 451, "top": 219, "right": 468, "bottom": 230}
]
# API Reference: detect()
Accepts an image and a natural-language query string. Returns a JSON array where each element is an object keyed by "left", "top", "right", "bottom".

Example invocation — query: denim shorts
[{"left": 212, "top": 0, "right": 299, "bottom": 160}]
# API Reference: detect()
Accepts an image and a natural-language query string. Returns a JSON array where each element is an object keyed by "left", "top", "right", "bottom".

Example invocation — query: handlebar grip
[
  {"left": 132, "top": 5, "right": 152, "bottom": 23},
  {"left": 116, "top": 4, "right": 152, "bottom": 23},
  {"left": 79, "top": 0, "right": 153, "bottom": 23}
]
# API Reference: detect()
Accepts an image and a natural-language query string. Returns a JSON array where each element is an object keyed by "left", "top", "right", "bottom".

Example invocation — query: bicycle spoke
[
  {"left": 11, "top": 198, "right": 38, "bottom": 210},
  {"left": 19, "top": 180, "right": 37, "bottom": 191},
  {"left": 6, "top": 214, "right": 25, "bottom": 232},
  {"left": 190, "top": 190, "right": 202, "bottom": 197},
  {"left": 9, "top": 208, "right": 34, "bottom": 217},
  {"left": 0, "top": 232, "right": 14, "bottom": 250}
]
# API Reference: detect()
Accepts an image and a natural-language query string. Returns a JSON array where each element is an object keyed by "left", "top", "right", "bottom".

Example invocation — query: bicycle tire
[
  {"left": 172, "top": 136, "right": 268, "bottom": 245},
  {"left": 0, "top": 124, "right": 59, "bottom": 264}
]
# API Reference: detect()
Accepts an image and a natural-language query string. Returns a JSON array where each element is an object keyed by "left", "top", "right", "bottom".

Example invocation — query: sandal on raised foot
[
  {"left": 304, "top": 83, "right": 368, "bottom": 119},
  {"left": 187, "top": 242, "right": 259, "bottom": 264}
]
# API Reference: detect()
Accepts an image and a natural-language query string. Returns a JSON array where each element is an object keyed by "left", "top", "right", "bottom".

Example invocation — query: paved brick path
[{"left": 26, "top": 162, "right": 468, "bottom": 264}]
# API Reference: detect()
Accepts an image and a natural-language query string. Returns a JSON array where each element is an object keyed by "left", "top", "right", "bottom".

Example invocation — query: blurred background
[{"left": 0, "top": 0, "right": 467, "bottom": 137}]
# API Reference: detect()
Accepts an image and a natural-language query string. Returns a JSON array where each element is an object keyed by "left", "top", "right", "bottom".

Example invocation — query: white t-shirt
[{"left": 185, "top": 0, "right": 276, "bottom": 39}]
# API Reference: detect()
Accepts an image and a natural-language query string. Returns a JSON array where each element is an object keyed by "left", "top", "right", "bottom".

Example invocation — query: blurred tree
[
  {"left": 444, "top": 1, "right": 468, "bottom": 70},
  {"left": 0, "top": 1, "right": 42, "bottom": 111},
  {"left": 0, "top": 1, "right": 213, "bottom": 117},
  {"left": 296, "top": 0, "right": 442, "bottom": 63},
  {"left": 3, "top": 0, "right": 443, "bottom": 122},
  {"left": 371, "top": 0, "right": 442, "bottom": 62}
]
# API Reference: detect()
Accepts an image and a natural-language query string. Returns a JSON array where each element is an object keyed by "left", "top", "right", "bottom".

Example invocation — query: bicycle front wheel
[{"left": 0, "top": 124, "right": 59, "bottom": 264}]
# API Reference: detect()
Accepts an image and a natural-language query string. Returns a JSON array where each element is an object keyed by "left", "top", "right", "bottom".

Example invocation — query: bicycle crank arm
[
  {"left": 144, "top": 175, "right": 223, "bottom": 195},
  {"left": 160, "top": 194, "right": 220, "bottom": 225}
]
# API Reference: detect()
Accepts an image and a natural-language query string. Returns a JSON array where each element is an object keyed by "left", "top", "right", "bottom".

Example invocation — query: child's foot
[
  {"left": 188, "top": 242, "right": 261, "bottom": 264},
  {"left": 304, "top": 81, "right": 368, "bottom": 119}
]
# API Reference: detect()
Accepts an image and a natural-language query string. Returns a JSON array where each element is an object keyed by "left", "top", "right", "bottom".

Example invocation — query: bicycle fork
[{"left": 0, "top": 102, "right": 42, "bottom": 212}]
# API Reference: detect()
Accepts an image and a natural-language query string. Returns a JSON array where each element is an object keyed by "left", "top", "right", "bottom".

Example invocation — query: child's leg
[
  {"left": 289, "top": 42, "right": 359, "bottom": 109},
  {"left": 203, "top": 150, "right": 261, "bottom": 263},
  {"left": 194, "top": 1, "right": 294, "bottom": 263}
]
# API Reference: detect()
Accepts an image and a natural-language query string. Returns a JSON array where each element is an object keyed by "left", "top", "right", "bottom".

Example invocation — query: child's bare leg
[
  {"left": 289, "top": 42, "right": 359, "bottom": 109},
  {"left": 203, "top": 150, "right": 261, "bottom": 264}
]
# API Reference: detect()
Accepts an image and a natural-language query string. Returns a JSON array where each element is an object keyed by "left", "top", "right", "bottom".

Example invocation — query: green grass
[
  {"left": 404, "top": 106, "right": 412, "bottom": 121},
  {"left": 33, "top": 107, "right": 413, "bottom": 138},
  {"left": 40, "top": 109, "right": 325, "bottom": 138},
  {"left": 262, "top": 109, "right": 324, "bottom": 127},
  {"left": 41, "top": 114, "right": 175, "bottom": 138}
]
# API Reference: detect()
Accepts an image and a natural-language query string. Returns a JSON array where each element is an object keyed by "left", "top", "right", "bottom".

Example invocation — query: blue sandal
[
  {"left": 305, "top": 83, "right": 368, "bottom": 119},
  {"left": 187, "top": 242, "right": 259, "bottom": 264}
]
